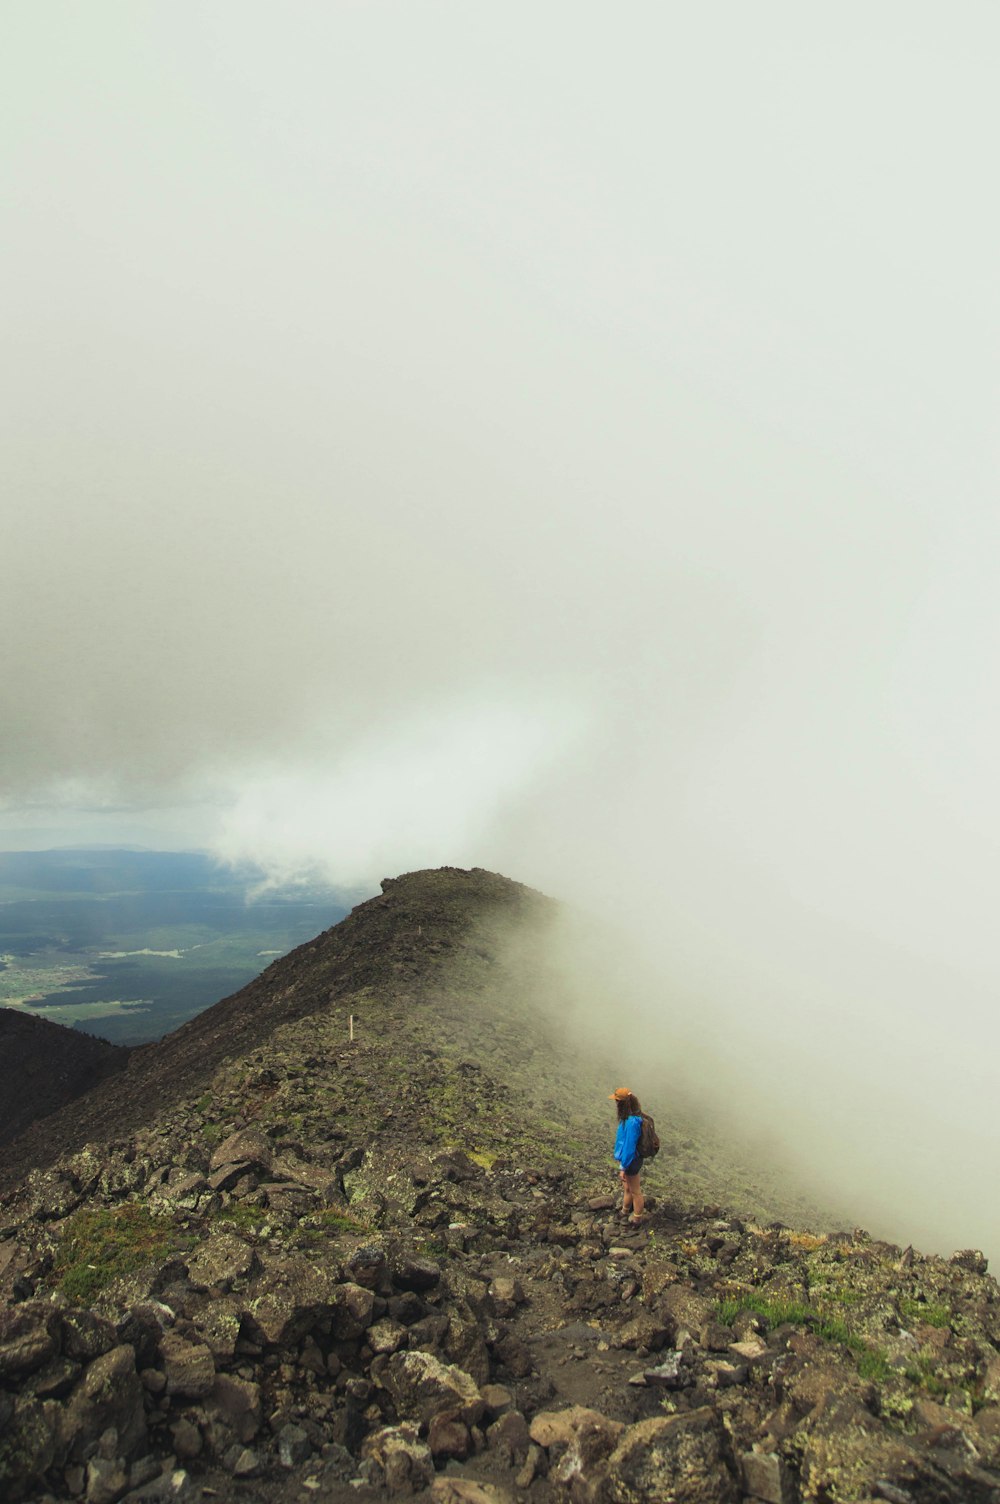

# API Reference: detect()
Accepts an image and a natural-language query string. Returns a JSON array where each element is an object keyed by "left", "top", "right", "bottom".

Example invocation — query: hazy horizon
[{"left": 4, "top": 4, "right": 999, "bottom": 1256}]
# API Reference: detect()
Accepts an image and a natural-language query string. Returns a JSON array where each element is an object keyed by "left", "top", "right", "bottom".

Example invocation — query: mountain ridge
[{"left": 1, "top": 867, "right": 998, "bottom": 1504}]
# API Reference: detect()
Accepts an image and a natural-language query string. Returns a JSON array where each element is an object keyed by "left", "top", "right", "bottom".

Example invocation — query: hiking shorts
[{"left": 622, "top": 1155, "right": 643, "bottom": 1177}]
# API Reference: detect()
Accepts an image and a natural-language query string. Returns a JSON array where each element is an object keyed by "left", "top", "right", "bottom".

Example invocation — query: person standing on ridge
[{"left": 610, "top": 1086, "right": 646, "bottom": 1224}]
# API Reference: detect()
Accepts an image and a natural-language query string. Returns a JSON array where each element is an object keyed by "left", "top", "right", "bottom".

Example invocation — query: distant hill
[
  {"left": 0, "top": 846, "right": 349, "bottom": 1043},
  {"left": 0, "top": 1008, "right": 128, "bottom": 1147}
]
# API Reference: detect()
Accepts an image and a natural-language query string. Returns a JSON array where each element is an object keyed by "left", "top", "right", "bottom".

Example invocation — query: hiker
[{"left": 609, "top": 1086, "right": 646, "bottom": 1224}]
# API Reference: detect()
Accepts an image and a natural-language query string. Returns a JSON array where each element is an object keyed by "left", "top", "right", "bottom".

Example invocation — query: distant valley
[{"left": 0, "top": 848, "right": 349, "bottom": 1044}]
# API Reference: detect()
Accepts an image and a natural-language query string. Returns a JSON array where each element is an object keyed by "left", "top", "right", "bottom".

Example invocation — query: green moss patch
[{"left": 53, "top": 1204, "right": 185, "bottom": 1304}]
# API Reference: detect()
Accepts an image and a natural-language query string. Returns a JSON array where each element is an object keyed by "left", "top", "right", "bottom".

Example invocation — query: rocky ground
[{"left": 1, "top": 870, "right": 999, "bottom": 1503}]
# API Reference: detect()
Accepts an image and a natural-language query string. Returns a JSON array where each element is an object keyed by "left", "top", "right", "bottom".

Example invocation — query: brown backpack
[{"left": 638, "top": 1113, "right": 660, "bottom": 1158}]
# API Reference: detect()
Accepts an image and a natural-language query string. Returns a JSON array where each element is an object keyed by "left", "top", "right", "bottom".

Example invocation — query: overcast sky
[{"left": 4, "top": 4, "right": 999, "bottom": 1252}]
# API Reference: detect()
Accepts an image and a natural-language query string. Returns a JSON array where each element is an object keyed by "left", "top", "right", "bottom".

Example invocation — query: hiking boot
[{"left": 628, "top": 1212, "right": 648, "bottom": 1227}]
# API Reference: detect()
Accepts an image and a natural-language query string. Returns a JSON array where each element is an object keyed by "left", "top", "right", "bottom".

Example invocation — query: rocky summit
[{"left": 1, "top": 867, "right": 999, "bottom": 1504}]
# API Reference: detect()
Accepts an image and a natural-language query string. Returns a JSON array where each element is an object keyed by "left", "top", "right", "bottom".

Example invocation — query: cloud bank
[{"left": 3, "top": 3, "right": 999, "bottom": 1254}]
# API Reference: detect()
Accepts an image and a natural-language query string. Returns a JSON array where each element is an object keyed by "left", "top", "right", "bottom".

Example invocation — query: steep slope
[
  {"left": 1, "top": 868, "right": 998, "bottom": 1504},
  {"left": 0, "top": 867, "right": 549, "bottom": 1194},
  {"left": 0, "top": 1009, "right": 128, "bottom": 1148}
]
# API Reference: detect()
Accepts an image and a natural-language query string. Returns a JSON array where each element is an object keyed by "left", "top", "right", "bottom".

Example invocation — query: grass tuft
[{"left": 899, "top": 1296, "right": 951, "bottom": 1329}]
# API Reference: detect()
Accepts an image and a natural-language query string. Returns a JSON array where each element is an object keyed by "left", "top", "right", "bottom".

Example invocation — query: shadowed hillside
[{"left": 0, "top": 1009, "right": 128, "bottom": 1148}]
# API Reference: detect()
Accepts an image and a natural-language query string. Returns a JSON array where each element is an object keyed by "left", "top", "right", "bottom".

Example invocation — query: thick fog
[{"left": 4, "top": 6, "right": 999, "bottom": 1255}]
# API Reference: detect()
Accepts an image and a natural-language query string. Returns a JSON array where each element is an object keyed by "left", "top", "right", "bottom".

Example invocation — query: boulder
[
  {"left": 185, "top": 1231, "right": 257, "bottom": 1290},
  {"left": 62, "top": 1346, "right": 146, "bottom": 1464},
  {"left": 368, "top": 1318, "right": 408, "bottom": 1354},
  {"left": 489, "top": 1277, "right": 524, "bottom": 1317},
  {"left": 0, "top": 1395, "right": 62, "bottom": 1502},
  {"left": 529, "top": 1406, "right": 623, "bottom": 1487},
  {"left": 208, "top": 1129, "right": 273, "bottom": 1176},
  {"left": 0, "top": 1299, "right": 61, "bottom": 1378},
  {"left": 741, "top": 1450, "right": 794, "bottom": 1504},
  {"left": 443, "top": 1306, "right": 491, "bottom": 1385},
  {"left": 61, "top": 1309, "right": 117, "bottom": 1363},
  {"left": 204, "top": 1374, "right": 263, "bottom": 1449},
  {"left": 427, "top": 1411, "right": 471, "bottom": 1460},
  {"left": 657, "top": 1285, "right": 714, "bottom": 1342},
  {"left": 158, "top": 1333, "right": 215, "bottom": 1398},
  {"left": 85, "top": 1454, "right": 129, "bottom": 1504},
  {"left": 242, "top": 1254, "right": 344, "bottom": 1346},
  {"left": 392, "top": 1255, "right": 442, "bottom": 1292},
  {"left": 345, "top": 1244, "right": 388, "bottom": 1290},
  {"left": 640, "top": 1350, "right": 692, "bottom": 1389},
  {"left": 615, "top": 1312, "right": 669, "bottom": 1352},
  {"left": 380, "top": 1349, "right": 484, "bottom": 1425},
  {"left": 602, "top": 1408, "right": 739, "bottom": 1503},
  {"left": 361, "top": 1422, "right": 434, "bottom": 1495},
  {"left": 950, "top": 1250, "right": 988, "bottom": 1275},
  {"left": 330, "top": 1280, "right": 376, "bottom": 1340},
  {"left": 487, "top": 1408, "right": 530, "bottom": 1463}
]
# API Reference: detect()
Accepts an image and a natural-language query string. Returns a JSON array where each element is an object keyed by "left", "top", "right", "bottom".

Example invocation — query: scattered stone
[
  {"left": 729, "top": 1338, "right": 768, "bottom": 1361},
  {"left": 209, "top": 1130, "right": 273, "bottom": 1176},
  {"left": 741, "top": 1449, "right": 794, "bottom": 1503},
  {"left": 480, "top": 1382, "right": 513, "bottom": 1417},
  {"left": 392, "top": 1256, "right": 441, "bottom": 1292},
  {"left": 486, "top": 1407, "right": 529, "bottom": 1463},
  {"left": 641, "top": 1350, "right": 691, "bottom": 1389},
  {"left": 185, "top": 1232, "right": 256, "bottom": 1290},
  {"left": 429, "top": 1479, "right": 513, "bottom": 1503},
  {"left": 63, "top": 1346, "right": 147, "bottom": 1464},
  {"left": 85, "top": 1454, "right": 128, "bottom": 1504},
  {"left": 488, "top": 1277, "right": 524, "bottom": 1317},
  {"left": 205, "top": 1373, "right": 262, "bottom": 1445},
  {"left": 277, "top": 1422, "right": 312, "bottom": 1467},
  {"left": 950, "top": 1249, "right": 988, "bottom": 1275},
  {"left": 616, "top": 1311, "right": 668, "bottom": 1351},
  {"left": 603, "top": 1407, "right": 740, "bottom": 1503},
  {"left": 379, "top": 1349, "right": 484, "bottom": 1425},
  {"left": 427, "top": 1411, "right": 471, "bottom": 1460},
  {"left": 706, "top": 1359, "right": 748, "bottom": 1388},
  {"left": 529, "top": 1404, "right": 624, "bottom": 1486},
  {"left": 0, "top": 1300, "right": 60, "bottom": 1378},
  {"left": 169, "top": 1418, "right": 202, "bottom": 1460},
  {"left": 158, "top": 1334, "right": 215, "bottom": 1399},
  {"left": 361, "top": 1422, "right": 434, "bottom": 1495}
]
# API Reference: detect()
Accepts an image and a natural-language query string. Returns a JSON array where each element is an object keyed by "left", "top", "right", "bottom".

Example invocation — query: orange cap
[{"left": 608, "top": 1087, "right": 632, "bottom": 1101}]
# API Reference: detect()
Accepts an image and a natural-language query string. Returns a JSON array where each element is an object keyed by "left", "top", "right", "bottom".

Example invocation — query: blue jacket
[{"left": 614, "top": 1114, "right": 642, "bottom": 1173}]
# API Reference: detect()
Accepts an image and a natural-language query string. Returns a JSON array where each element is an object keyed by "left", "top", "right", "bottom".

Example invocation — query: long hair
[{"left": 616, "top": 1092, "right": 642, "bottom": 1122}]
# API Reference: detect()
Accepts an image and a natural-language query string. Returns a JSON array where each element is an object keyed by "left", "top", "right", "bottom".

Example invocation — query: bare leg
[
  {"left": 619, "top": 1169, "right": 632, "bottom": 1213},
  {"left": 623, "top": 1170, "right": 644, "bottom": 1219}
]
